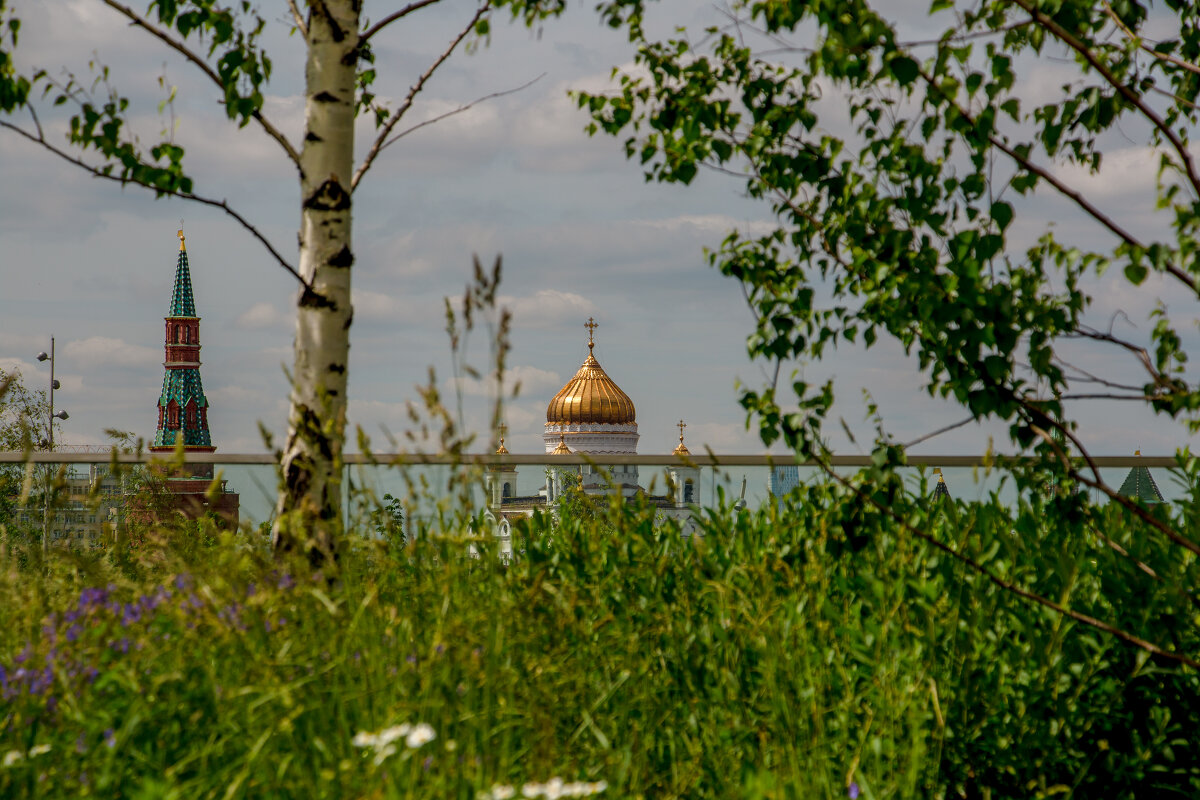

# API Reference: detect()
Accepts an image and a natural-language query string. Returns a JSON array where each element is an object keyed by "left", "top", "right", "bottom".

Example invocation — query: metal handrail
[{"left": 0, "top": 451, "right": 1185, "bottom": 468}]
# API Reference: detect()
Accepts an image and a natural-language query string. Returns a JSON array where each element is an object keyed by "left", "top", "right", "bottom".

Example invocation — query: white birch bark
[{"left": 272, "top": 0, "right": 361, "bottom": 565}]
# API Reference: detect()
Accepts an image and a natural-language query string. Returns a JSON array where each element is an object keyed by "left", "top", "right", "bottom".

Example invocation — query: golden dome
[
  {"left": 495, "top": 436, "right": 509, "bottom": 455},
  {"left": 673, "top": 419, "right": 690, "bottom": 455},
  {"left": 551, "top": 434, "right": 572, "bottom": 455},
  {"left": 546, "top": 347, "right": 636, "bottom": 426}
]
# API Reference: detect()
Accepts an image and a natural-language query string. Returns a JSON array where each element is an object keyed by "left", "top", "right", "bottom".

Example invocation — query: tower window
[
  {"left": 684, "top": 480, "right": 695, "bottom": 503},
  {"left": 503, "top": 483, "right": 513, "bottom": 498}
]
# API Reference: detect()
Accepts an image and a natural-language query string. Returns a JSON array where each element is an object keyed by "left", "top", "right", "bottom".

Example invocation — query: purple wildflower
[
  {"left": 103, "top": 729, "right": 116, "bottom": 749},
  {"left": 849, "top": 782, "right": 860, "bottom": 799}
]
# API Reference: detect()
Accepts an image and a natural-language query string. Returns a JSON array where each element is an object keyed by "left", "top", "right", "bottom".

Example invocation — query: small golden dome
[
  {"left": 552, "top": 434, "right": 572, "bottom": 455},
  {"left": 673, "top": 419, "right": 690, "bottom": 455},
  {"left": 546, "top": 350, "right": 636, "bottom": 426},
  {"left": 495, "top": 436, "right": 509, "bottom": 455}
]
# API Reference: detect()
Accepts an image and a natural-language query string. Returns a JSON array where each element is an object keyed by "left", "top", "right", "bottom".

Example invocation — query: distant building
[
  {"left": 147, "top": 230, "right": 239, "bottom": 527},
  {"left": 481, "top": 319, "right": 700, "bottom": 535},
  {"left": 930, "top": 468, "right": 951, "bottom": 502},
  {"left": 14, "top": 463, "right": 125, "bottom": 547},
  {"left": 768, "top": 465, "right": 799, "bottom": 508},
  {"left": 1117, "top": 450, "right": 1164, "bottom": 504}
]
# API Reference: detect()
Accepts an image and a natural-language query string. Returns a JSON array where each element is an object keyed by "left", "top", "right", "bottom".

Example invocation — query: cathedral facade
[{"left": 483, "top": 319, "right": 701, "bottom": 536}]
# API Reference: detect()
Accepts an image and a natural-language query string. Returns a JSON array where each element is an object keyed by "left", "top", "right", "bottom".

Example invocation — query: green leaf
[{"left": 889, "top": 56, "right": 919, "bottom": 86}]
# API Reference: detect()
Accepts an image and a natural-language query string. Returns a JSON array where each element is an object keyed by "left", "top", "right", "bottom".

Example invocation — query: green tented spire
[
  {"left": 1117, "top": 451, "right": 1164, "bottom": 504},
  {"left": 930, "top": 468, "right": 951, "bottom": 502},
  {"left": 170, "top": 236, "right": 196, "bottom": 317},
  {"left": 151, "top": 230, "right": 214, "bottom": 453}
]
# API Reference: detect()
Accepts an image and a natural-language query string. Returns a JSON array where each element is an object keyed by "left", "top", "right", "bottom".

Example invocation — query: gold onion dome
[
  {"left": 673, "top": 419, "right": 690, "bottom": 456},
  {"left": 546, "top": 320, "right": 636, "bottom": 426},
  {"left": 552, "top": 434, "right": 572, "bottom": 455}
]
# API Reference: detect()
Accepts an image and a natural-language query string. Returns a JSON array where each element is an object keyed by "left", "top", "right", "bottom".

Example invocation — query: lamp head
[
  {"left": 51, "top": 379, "right": 60, "bottom": 390},
  {"left": 53, "top": 411, "right": 69, "bottom": 421},
  {"left": 36, "top": 352, "right": 49, "bottom": 362}
]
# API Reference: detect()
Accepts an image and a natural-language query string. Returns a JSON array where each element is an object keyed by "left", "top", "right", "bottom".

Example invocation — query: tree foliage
[
  {"left": 578, "top": 0, "right": 1200, "bottom": 683},
  {"left": 0, "top": 0, "right": 564, "bottom": 567},
  {"left": 580, "top": 0, "right": 1200, "bottom": 489}
]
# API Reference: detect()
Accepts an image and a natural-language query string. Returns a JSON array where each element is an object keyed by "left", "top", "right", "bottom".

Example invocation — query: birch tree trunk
[{"left": 272, "top": 0, "right": 362, "bottom": 566}]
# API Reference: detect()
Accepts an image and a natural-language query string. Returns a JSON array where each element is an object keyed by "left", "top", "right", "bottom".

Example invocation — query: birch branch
[
  {"left": 361, "top": 0, "right": 446, "bottom": 44},
  {"left": 375, "top": 73, "right": 544, "bottom": 156},
  {"left": 101, "top": 0, "right": 301, "bottom": 168},
  {"left": 286, "top": 0, "right": 308, "bottom": 37},
  {"left": 0, "top": 118, "right": 305, "bottom": 288},
  {"left": 352, "top": 2, "right": 490, "bottom": 191}
]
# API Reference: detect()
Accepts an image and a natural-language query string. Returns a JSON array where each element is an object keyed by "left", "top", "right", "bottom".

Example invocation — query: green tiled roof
[
  {"left": 170, "top": 247, "right": 196, "bottom": 317},
  {"left": 929, "top": 469, "right": 952, "bottom": 503},
  {"left": 153, "top": 369, "right": 211, "bottom": 448},
  {"left": 1117, "top": 465, "right": 1164, "bottom": 504}
]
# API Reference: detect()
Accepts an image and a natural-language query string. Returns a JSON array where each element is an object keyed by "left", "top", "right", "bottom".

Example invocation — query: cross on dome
[
  {"left": 585, "top": 317, "right": 598, "bottom": 352},
  {"left": 673, "top": 419, "right": 691, "bottom": 456}
]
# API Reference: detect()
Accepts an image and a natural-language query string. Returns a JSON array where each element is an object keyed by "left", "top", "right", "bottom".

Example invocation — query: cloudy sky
[{"left": 1, "top": 0, "right": 1197, "bottom": 464}]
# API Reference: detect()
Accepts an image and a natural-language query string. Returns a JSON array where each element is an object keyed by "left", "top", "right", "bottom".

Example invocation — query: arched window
[
  {"left": 684, "top": 480, "right": 695, "bottom": 504},
  {"left": 182, "top": 326, "right": 190, "bottom": 344},
  {"left": 173, "top": 325, "right": 181, "bottom": 343},
  {"left": 502, "top": 483, "right": 513, "bottom": 498}
]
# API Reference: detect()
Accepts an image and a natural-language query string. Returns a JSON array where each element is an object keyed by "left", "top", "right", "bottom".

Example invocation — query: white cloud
[
  {"left": 500, "top": 289, "right": 595, "bottom": 328},
  {"left": 63, "top": 337, "right": 158, "bottom": 369},
  {"left": 236, "top": 302, "right": 291, "bottom": 329}
]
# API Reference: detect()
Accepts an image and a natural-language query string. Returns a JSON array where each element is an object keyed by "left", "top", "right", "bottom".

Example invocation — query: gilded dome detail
[{"left": 545, "top": 351, "right": 636, "bottom": 426}]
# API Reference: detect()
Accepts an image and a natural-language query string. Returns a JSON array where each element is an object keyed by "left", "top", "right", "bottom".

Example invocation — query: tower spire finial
[
  {"left": 585, "top": 317, "right": 598, "bottom": 352},
  {"left": 677, "top": 419, "right": 686, "bottom": 444},
  {"left": 178, "top": 226, "right": 186, "bottom": 252}
]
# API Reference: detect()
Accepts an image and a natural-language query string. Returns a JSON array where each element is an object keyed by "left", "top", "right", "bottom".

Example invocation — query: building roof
[
  {"left": 170, "top": 230, "right": 197, "bottom": 318},
  {"left": 546, "top": 340, "right": 636, "bottom": 426},
  {"left": 930, "top": 469, "right": 951, "bottom": 501},
  {"left": 1118, "top": 463, "right": 1165, "bottom": 504}
]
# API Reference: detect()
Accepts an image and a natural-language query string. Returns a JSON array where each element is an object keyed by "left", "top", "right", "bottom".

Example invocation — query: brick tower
[
  {"left": 151, "top": 229, "right": 215, "bottom": 455},
  {"left": 146, "top": 229, "right": 238, "bottom": 525}
]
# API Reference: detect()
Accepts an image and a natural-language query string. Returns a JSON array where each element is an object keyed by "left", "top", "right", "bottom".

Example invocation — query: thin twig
[
  {"left": 1009, "top": 0, "right": 1200, "bottom": 202},
  {"left": 101, "top": 0, "right": 301, "bottom": 168},
  {"left": 0, "top": 118, "right": 305, "bottom": 288},
  {"left": 377, "top": 74, "right": 544, "bottom": 156},
  {"left": 1024, "top": 410, "right": 1200, "bottom": 558},
  {"left": 352, "top": 2, "right": 490, "bottom": 191},
  {"left": 1069, "top": 326, "right": 1169, "bottom": 386},
  {"left": 285, "top": 0, "right": 308, "bottom": 37},
  {"left": 1050, "top": 355, "right": 1145, "bottom": 392},
  {"left": 1102, "top": 3, "right": 1200, "bottom": 78},
  {"left": 903, "top": 415, "right": 975, "bottom": 448},
  {"left": 360, "top": 0, "right": 445, "bottom": 45},
  {"left": 917, "top": 65, "right": 1198, "bottom": 294}
]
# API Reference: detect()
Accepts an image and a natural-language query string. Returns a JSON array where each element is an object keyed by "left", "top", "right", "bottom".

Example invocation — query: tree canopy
[
  {"left": 0, "top": 0, "right": 565, "bottom": 566},
  {"left": 581, "top": 0, "right": 1200, "bottom": 492}
]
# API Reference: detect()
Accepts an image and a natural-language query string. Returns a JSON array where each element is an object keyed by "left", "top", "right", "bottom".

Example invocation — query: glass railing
[{"left": 0, "top": 451, "right": 1190, "bottom": 547}]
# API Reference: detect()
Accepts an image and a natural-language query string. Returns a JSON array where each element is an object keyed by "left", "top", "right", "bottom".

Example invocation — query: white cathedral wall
[{"left": 543, "top": 423, "right": 640, "bottom": 455}]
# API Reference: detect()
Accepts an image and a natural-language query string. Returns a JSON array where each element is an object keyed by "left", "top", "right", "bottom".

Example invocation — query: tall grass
[{"left": 0, "top": 474, "right": 1197, "bottom": 798}]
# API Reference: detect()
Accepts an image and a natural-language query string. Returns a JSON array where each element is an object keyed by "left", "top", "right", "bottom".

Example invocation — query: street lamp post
[{"left": 35, "top": 338, "right": 68, "bottom": 553}]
